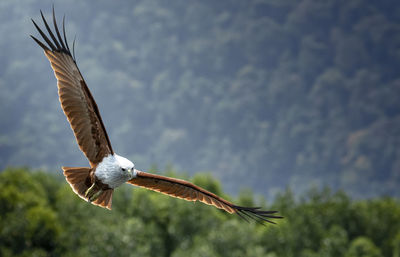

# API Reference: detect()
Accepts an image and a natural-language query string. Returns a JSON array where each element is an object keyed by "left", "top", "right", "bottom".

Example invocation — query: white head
[{"left": 115, "top": 154, "right": 136, "bottom": 179}]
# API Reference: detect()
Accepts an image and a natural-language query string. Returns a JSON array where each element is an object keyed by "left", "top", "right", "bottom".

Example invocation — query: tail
[{"left": 62, "top": 167, "right": 113, "bottom": 210}]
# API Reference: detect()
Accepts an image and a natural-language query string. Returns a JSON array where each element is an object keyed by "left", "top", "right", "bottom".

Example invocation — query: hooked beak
[{"left": 129, "top": 168, "right": 137, "bottom": 178}]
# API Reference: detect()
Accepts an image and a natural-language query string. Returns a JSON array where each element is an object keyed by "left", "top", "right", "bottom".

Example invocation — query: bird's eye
[{"left": 122, "top": 168, "right": 126, "bottom": 171}]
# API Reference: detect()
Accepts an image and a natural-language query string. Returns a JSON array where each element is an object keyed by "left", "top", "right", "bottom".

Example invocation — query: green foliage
[
  {"left": 1, "top": 167, "right": 400, "bottom": 257},
  {"left": 0, "top": 168, "right": 61, "bottom": 256},
  {"left": 345, "top": 237, "right": 383, "bottom": 257}
]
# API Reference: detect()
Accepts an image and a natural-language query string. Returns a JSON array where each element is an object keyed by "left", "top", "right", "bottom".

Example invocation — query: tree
[{"left": 345, "top": 237, "right": 383, "bottom": 257}]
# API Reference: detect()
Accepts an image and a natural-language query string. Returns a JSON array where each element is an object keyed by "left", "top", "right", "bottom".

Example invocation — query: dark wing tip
[
  {"left": 30, "top": 35, "right": 50, "bottom": 51},
  {"left": 234, "top": 205, "right": 283, "bottom": 226},
  {"left": 31, "top": 8, "right": 75, "bottom": 60}
]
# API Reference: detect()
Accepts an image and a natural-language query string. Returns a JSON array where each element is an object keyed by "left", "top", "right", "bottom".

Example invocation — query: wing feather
[
  {"left": 31, "top": 10, "right": 114, "bottom": 165},
  {"left": 128, "top": 170, "right": 283, "bottom": 224}
]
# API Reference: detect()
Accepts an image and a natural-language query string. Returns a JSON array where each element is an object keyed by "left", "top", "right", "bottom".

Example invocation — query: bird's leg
[
  {"left": 85, "top": 183, "right": 103, "bottom": 202},
  {"left": 89, "top": 189, "right": 103, "bottom": 202}
]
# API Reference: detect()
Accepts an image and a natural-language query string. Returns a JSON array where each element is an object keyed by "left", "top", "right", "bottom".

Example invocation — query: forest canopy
[
  {"left": 1, "top": 1, "right": 400, "bottom": 199},
  {"left": 1, "top": 167, "right": 399, "bottom": 257},
  {"left": 1, "top": 1, "right": 399, "bottom": 256}
]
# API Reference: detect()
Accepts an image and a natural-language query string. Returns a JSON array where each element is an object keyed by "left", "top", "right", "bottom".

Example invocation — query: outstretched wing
[
  {"left": 31, "top": 9, "right": 114, "bottom": 166},
  {"left": 128, "top": 170, "right": 283, "bottom": 224}
]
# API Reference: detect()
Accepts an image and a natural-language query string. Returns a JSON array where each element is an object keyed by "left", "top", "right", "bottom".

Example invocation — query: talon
[
  {"left": 89, "top": 189, "right": 103, "bottom": 202},
  {"left": 85, "top": 183, "right": 96, "bottom": 199},
  {"left": 85, "top": 183, "right": 103, "bottom": 202}
]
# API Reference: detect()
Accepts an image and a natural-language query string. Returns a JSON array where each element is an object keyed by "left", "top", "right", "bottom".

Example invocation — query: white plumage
[
  {"left": 31, "top": 9, "right": 282, "bottom": 223},
  {"left": 95, "top": 154, "right": 136, "bottom": 188}
]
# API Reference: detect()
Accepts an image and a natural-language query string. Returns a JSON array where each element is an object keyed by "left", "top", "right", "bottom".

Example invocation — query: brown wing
[
  {"left": 128, "top": 170, "right": 283, "bottom": 224},
  {"left": 31, "top": 9, "right": 113, "bottom": 166}
]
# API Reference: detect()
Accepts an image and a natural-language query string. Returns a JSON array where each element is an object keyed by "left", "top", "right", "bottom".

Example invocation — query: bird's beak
[{"left": 129, "top": 168, "right": 137, "bottom": 178}]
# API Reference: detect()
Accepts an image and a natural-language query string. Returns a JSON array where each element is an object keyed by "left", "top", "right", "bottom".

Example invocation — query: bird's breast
[{"left": 94, "top": 155, "right": 130, "bottom": 188}]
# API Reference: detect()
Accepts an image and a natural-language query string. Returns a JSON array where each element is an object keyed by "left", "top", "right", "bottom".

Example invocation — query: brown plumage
[
  {"left": 62, "top": 167, "right": 113, "bottom": 209},
  {"left": 31, "top": 8, "right": 283, "bottom": 224},
  {"left": 129, "top": 170, "right": 281, "bottom": 224},
  {"left": 31, "top": 9, "right": 113, "bottom": 166}
]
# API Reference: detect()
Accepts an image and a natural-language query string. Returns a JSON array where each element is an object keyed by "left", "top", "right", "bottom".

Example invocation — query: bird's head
[{"left": 115, "top": 154, "right": 136, "bottom": 179}]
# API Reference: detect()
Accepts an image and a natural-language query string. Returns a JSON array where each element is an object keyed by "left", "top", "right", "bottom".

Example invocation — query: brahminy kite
[{"left": 30, "top": 8, "right": 282, "bottom": 224}]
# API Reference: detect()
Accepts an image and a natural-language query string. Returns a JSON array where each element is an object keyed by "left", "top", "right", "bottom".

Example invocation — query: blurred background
[{"left": 1, "top": 0, "right": 400, "bottom": 256}]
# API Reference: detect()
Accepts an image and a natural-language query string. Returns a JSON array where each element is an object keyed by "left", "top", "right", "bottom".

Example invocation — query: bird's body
[
  {"left": 96, "top": 154, "right": 135, "bottom": 189},
  {"left": 31, "top": 8, "right": 282, "bottom": 224}
]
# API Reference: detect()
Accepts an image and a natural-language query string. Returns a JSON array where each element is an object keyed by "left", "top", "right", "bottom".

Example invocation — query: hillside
[{"left": 1, "top": 0, "right": 400, "bottom": 197}]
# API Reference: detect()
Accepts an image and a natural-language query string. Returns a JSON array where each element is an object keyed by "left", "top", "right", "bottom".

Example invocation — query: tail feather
[
  {"left": 62, "top": 166, "right": 92, "bottom": 198},
  {"left": 62, "top": 166, "right": 113, "bottom": 210},
  {"left": 93, "top": 189, "right": 113, "bottom": 209}
]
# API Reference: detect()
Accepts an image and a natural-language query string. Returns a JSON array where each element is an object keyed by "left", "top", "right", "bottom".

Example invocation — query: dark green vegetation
[
  {"left": 1, "top": 1, "right": 400, "bottom": 197},
  {"left": 2, "top": 1, "right": 399, "bottom": 255},
  {"left": 1, "top": 167, "right": 400, "bottom": 257}
]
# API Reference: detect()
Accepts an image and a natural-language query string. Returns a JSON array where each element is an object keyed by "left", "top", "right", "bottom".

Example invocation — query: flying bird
[{"left": 31, "top": 9, "right": 282, "bottom": 224}]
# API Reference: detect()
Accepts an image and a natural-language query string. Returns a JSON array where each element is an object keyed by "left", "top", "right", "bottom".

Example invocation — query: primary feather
[{"left": 31, "top": 8, "right": 282, "bottom": 225}]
